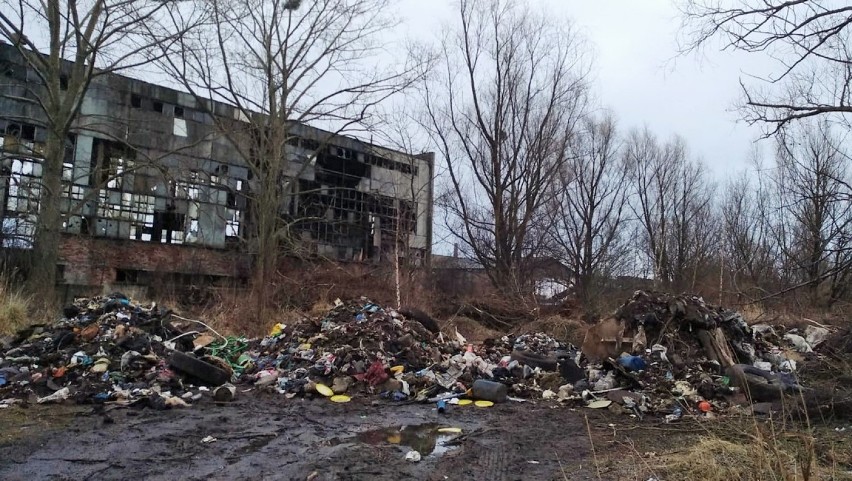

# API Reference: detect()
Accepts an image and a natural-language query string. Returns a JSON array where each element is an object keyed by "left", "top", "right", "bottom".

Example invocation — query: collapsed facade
[{"left": 0, "top": 42, "right": 434, "bottom": 295}]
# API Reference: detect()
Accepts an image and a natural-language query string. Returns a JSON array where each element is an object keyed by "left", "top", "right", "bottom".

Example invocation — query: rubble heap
[
  {"left": 0, "top": 295, "right": 580, "bottom": 408},
  {"left": 579, "top": 290, "right": 844, "bottom": 420},
  {"left": 0, "top": 293, "right": 207, "bottom": 408},
  {"left": 229, "top": 299, "right": 579, "bottom": 401},
  {"left": 2, "top": 290, "right": 845, "bottom": 420}
]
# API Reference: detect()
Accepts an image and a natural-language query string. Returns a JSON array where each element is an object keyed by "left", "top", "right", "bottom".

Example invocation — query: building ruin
[{"left": 0, "top": 42, "right": 434, "bottom": 295}]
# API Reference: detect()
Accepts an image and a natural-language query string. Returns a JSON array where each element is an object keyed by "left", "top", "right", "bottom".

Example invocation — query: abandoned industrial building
[{"left": 0, "top": 42, "right": 434, "bottom": 295}]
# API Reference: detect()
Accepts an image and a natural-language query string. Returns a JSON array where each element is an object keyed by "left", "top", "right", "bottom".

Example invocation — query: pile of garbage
[
  {"left": 0, "top": 293, "right": 216, "bottom": 409},
  {"left": 0, "top": 294, "right": 581, "bottom": 409},
  {"left": 577, "top": 290, "right": 843, "bottom": 420},
  {"left": 1, "top": 290, "right": 845, "bottom": 420},
  {"left": 217, "top": 299, "right": 581, "bottom": 403}
]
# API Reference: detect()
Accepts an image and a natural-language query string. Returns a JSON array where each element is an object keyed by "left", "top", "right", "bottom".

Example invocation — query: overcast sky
[{"left": 397, "top": 0, "right": 777, "bottom": 180}]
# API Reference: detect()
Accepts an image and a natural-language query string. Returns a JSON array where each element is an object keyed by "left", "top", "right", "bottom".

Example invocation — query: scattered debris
[
  {"left": 1, "top": 291, "right": 848, "bottom": 424},
  {"left": 579, "top": 290, "right": 851, "bottom": 420},
  {"left": 404, "top": 450, "right": 422, "bottom": 462}
]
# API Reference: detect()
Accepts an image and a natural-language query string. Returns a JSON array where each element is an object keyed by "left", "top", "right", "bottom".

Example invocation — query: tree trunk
[
  {"left": 27, "top": 129, "right": 65, "bottom": 302},
  {"left": 253, "top": 162, "right": 280, "bottom": 317}
]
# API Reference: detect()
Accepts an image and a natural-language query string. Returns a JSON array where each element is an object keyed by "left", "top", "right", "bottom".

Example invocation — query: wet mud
[{"left": 0, "top": 392, "right": 596, "bottom": 480}]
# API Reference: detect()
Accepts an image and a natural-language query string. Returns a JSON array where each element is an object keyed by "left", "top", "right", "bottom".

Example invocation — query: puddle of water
[{"left": 333, "top": 423, "right": 460, "bottom": 456}]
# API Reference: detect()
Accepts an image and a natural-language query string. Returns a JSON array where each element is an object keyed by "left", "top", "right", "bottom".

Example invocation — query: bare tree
[
  {"left": 159, "top": 0, "right": 422, "bottom": 310},
  {"left": 547, "top": 114, "right": 629, "bottom": 306},
  {"left": 371, "top": 104, "right": 436, "bottom": 309},
  {"left": 0, "top": 0, "right": 202, "bottom": 295},
  {"left": 625, "top": 128, "right": 717, "bottom": 291},
  {"left": 679, "top": 0, "right": 852, "bottom": 131},
  {"left": 720, "top": 162, "right": 779, "bottom": 301},
  {"left": 422, "top": 0, "right": 589, "bottom": 300},
  {"left": 771, "top": 120, "right": 852, "bottom": 306}
]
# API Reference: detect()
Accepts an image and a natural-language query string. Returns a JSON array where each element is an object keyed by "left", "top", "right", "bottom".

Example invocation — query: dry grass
[
  {"left": 0, "top": 281, "right": 32, "bottom": 336},
  {"left": 661, "top": 436, "right": 799, "bottom": 481},
  {"left": 597, "top": 413, "right": 852, "bottom": 481},
  {"left": 439, "top": 315, "right": 504, "bottom": 343},
  {"left": 308, "top": 300, "right": 334, "bottom": 318},
  {"left": 186, "top": 290, "right": 309, "bottom": 338}
]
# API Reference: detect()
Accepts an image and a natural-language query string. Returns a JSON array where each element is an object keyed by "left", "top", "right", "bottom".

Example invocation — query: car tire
[{"left": 168, "top": 351, "right": 230, "bottom": 386}]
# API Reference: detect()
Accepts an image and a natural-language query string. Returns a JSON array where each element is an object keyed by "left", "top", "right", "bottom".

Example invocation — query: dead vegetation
[
  {"left": 658, "top": 417, "right": 852, "bottom": 481},
  {"left": 0, "top": 280, "right": 32, "bottom": 336},
  {"left": 438, "top": 316, "right": 503, "bottom": 344},
  {"left": 591, "top": 408, "right": 852, "bottom": 481}
]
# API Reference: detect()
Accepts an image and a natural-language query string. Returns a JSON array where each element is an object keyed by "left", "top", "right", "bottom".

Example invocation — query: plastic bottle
[{"left": 471, "top": 379, "right": 508, "bottom": 403}]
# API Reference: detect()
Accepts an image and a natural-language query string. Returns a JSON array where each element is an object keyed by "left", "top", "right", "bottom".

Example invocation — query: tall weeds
[{"left": 0, "top": 279, "right": 32, "bottom": 335}]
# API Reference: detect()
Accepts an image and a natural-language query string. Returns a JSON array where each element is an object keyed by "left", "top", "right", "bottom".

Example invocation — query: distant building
[{"left": 0, "top": 42, "right": 434, "bottom": 295}]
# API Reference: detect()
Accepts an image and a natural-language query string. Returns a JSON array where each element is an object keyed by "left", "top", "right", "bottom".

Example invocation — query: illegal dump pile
[
  {"left": 0, "top": 294, "right": 580, "bottom": 409},
  {"left": 579, "top": 290, "right": 850, "bottom": 420},
  {"left": 0, "top": 294, "right": 208, "bottom": 409},
  {"left": 0, "top": 290, "right": 847, "bottom": 421},
  {"left": 193, "top": 299, "right": 582, "bottom": 403}
]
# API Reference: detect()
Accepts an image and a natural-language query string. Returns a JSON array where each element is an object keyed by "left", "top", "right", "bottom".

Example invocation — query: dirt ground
[
  {"left": 3, "top": 392, "right": 850, "bottom": 480},
  {"left": 0, "top": 392, "right": 599, "bottom": 481}
]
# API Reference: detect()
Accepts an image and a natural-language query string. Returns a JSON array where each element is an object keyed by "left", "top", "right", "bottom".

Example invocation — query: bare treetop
[
  {"left": 166, "top": 0, "right": 415, "bottom": 130},
  {"left": 0, "top": 0, "right": 201, "bottom": 77},
  {"left": 422, "top": 0, "right": 590, "bottom": 299},
  {"left": 679, "top": 0, "right": 852, "bottom": 131}
]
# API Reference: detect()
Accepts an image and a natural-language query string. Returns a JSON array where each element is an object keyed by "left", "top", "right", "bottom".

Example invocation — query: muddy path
[{"left": 0, "top": 392, "right": 596, "bottom": 481}]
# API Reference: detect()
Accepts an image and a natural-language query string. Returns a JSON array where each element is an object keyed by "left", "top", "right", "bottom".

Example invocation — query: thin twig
[
  {"left": 584, "top": 414, "right": 603, "bottom": 481},
  {"left": 169, "top": 314, "right": 226, "bottom": 342},
  {"left": 554, "top": 451, "right": 570, "bottom": 481}
]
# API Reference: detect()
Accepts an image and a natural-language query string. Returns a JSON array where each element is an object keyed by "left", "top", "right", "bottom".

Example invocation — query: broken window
[
  {"left": 399, "top": 200, "right": 417, "bottom": 235},
  {"left": 1, "top": 216, "right": 36, "bottom": 248},
  {"left": 91, "top": 138, "right": 134, "bottom": 190},
  {"left": 2, "top": 157, "right": 41, "bottom": 248},
  {"left": 176, "top": 172, "right": 204, "bottom": 242},
  {"left": 128, "top": 195, "right": 155, "bottom": 241},
  {"left": 1, "top": 124, "right": 79, "bottom": 238},
  {"left": 5, "top": 158, "right": 41, "bottom": 213},
  {"left": 116, "top": 268, "right": 139, "bottom": 284},
  {"left": 88, "top": 139, "right": 162, "bottom": 242},
  {"left": 0, "top": 59, "right": 27, "bottom": 82},
  {"left": 363, "top": 153, "right": 418, "bottom": 176},
  {"left": 153, "top": 210, "right": 185, "bottom": 244},
  {"left": 226, "top": 209, "right": 241, "bottom": 238},
  {"left": 59, "top": 135, "right": 78, "bottom": 203},
  {"left": 2, "top": 122, "right": 38, "bottom": 157}
]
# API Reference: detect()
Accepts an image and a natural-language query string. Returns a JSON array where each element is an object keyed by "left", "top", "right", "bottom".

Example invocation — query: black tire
[
  {"left": 400, "top": 307, "right": 441, "bottom": 334},
  {"left": 168, "top": 351, "right": 230, "bottom": 386},
  {"left": 510, "top": 350, "right": 558, "bottom": 371},
  {"left": 725, "top": 364, "right": 786, "bottom": 402}
]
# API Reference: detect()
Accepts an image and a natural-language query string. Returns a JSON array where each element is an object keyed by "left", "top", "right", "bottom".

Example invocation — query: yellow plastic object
[
  {"left": 330, "top": 395, "right": 351, "bottom": 403},
  {"left": 474, "top": 400, "right": 494, "bottom": 408},
  {"left": 387, "top": 433, "right": 402, "bottom": 444},
  {"left": 315, "top": 383, "right": 334, "bottom": 397},
  {"left": 587, "top": 400, "right": 612, "bottom": 409},
  {"left": 457, "top": 399, "right": 473, "bottom": 406},
  {"left": 390, "top": 365, "right": 405, "bottom": 375},
  {"left": 269, "top": 323, "right": 285, "bottom": 337},
  {"left": 437, "top": 427, "right": 462, "bottom": 434}
]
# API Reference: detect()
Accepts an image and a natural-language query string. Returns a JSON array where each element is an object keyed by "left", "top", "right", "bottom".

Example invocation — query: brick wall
[{"left": 59, "top": 235, "right": 251, "bottom": 286}]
